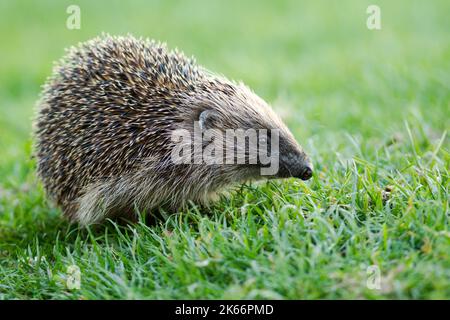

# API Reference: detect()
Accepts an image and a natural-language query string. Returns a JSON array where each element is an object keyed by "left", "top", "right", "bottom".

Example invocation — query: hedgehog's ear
[{"left": 198, "top": 109, "right": 220, "bottom": 131}]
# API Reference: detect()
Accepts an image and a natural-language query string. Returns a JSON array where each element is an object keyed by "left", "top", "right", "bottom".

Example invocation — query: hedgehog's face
[{"left": 192, "top": 85, "right": 313, "bottom": 183}]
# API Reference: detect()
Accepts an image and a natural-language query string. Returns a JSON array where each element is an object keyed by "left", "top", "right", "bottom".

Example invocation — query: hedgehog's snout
[
  {"left": 277, "top": 150, "right": 313, "bottom": 181},
  {"left": 298, "top": 165, "right": 313, "bottom": 181},
  {"left": 290, "top": 156, "right": 313, "bottom": 181}
]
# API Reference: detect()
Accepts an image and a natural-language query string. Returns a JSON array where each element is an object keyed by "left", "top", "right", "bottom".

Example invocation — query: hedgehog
[{"left": 35, "top": 34, "right": 313, "bottom": 225}]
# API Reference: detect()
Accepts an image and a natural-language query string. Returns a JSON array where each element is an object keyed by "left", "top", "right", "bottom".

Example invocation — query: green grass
[{"left": 0, "top": 0, "right": 449, "bottom": 299}]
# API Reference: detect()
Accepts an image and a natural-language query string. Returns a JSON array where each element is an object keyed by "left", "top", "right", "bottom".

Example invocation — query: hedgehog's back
[{"left": 35, "top": 34, "right": 206, "bottom": 218}]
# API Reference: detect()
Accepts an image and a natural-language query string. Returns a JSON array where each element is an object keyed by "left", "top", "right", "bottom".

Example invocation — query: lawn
[{"left": 0, "top": 0, "right": 449, "bottom": 299}]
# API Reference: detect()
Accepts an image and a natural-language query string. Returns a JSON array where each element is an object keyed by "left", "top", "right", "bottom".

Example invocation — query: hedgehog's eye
[
  {"left": 198, "top": 109, "right": 220, "bottom": 131},
  {"left": 259, "top": 136, "right": 267, "bottom": 144},
  {"left": 258, "top": 131, "right": 271, "bottom": 144}
]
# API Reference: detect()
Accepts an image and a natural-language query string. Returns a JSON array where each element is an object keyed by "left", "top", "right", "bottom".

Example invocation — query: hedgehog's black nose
[{"left": 299, "top": 166, "right": 313, "bottom": 181}]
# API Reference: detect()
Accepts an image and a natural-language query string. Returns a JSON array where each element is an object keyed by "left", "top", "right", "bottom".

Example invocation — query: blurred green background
[
  {"left": 1, "top": 0, "right": 448, "bottom": 150},
  {"left": 0, "top": 0, "right": 449, "bottom": 299}
]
